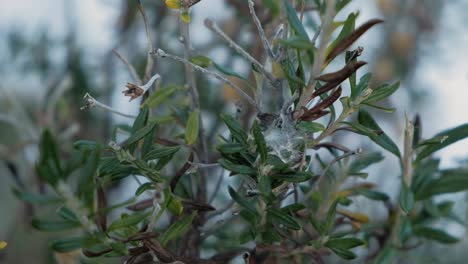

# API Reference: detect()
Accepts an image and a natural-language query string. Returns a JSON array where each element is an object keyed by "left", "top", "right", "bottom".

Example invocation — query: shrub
[{"left": 12, "top": 0, "right": 468, "bottom": 263}]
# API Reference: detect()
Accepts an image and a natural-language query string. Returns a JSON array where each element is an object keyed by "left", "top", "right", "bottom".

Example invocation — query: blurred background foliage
[{"left": 1, "top": 0, "right": 467, "bottom": 263}]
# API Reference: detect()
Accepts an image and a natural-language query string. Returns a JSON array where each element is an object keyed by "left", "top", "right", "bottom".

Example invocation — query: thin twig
[
  {"left": 204, "top": 19, "right": 278, "bottom": 89},
  {"left": 137, "top": 0, "right": 155, "bottom": 82},
  {"left": 152, "top": 49, "right": 259, "bottom": 111},
  {"left": 247, "top": 0, "right": 275, "bottom": 59},
  {"left": 81, "top": 93, "right": 137, "bottom": 118},
  {"left": 112, "top": 49, "right": 142, "bottom": 85}
]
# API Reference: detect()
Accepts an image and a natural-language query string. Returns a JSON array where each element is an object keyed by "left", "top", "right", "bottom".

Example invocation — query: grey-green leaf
[
  {"left": 357, "top": 109, "right": 401, "bottom": 157},
  {"left": 399, "top": 182, "right": 414, "bottom": 214},
  {"left": 267, "top": 208, "right": 301, "bottom": 230},
  {"left": 416, "top": 123, "right": 468, "bottom": 162},
  {"left": 185, "top": 111, "right": 199, "bottom": 145},
  {"left": 160, "top": 213, "right": 196, "bottom": 246}
]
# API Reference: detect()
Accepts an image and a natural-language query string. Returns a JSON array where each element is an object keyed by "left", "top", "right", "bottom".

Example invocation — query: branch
[
  {"left": 247, "top": 0, "right": 275, "bottom": 59},
  {"left": 204, "top": 19, "right": 278, "bottom": 89},
  {"left": 152, "top": 49, "right": 260, "bottom": 111},
  {"left": 137, "top": 0, "right": 155, "bottom": 82},
  {"left": 112, "top": 49, "right": 142, "bottom": 85},
  {"left": 81, "top": 93, "right": 136, "bottom": 118}
]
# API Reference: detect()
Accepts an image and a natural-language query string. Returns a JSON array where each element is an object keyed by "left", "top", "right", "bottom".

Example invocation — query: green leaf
[
  {"left": 416, "top": 169, "right": 468, "bottom": 200},
  {"left": 272, "top": 171, "right": 313, "bottom": 183},
  {"left": 416, "top": 123, "right": 468, "bottom": 162},
  {"left": 228, "top": 186, "right": 256, "bottom": 213},
  {"left": 325, "top": 199, "right": 339, "bottom": 233},
  {"left": 267, "top": 208, "right": 301, "bottom": 230},
  {"left": 398, "top": 216, "right": 412, "bottom": 243},
  {"left": 258, "top": 175, "right": 272, "bottom": 200},
  {"left": 73, "top": 140, "right": 99, "bottom": 151},
  {"left": 189, "top": 55, "right": 212, "bottom": 68},
  {"left": 328, "top": 247, "right": 357, "bottom": 260},
  {"left": 37, "top": 130, "right": 63, "bottom": 186},
  {"left": 328, "top": 12, "right": 358, "bottom": 60},
  {"left": 160, "top": 212, "right": 196, "bottom": 246},
  {"left": 296, "top": 122, "right": 325, "bottom": 133},
  {"left": 221, "top": 114, "right": 248, "bottom": 144},
  {"left": 362, "top": 102, "right": 396, "bottom": 113},
  {"left": 50, "top": 237, "right": 87, "bottom": 252},
  {"left": 108, "top": 212, "right": 150, "bottom": 231},
  {"left": 12, "top": 188, "right": 63, "bottom": 205},
  {"left": 399, "top": 182, "right": 414, "bottom": 214},
  {"left": 413, "top": 226, "right": 459, "bottom": 244},
  {"left": 363, "top": 81, "right": 400, "bottom": 104},
  {"left": 127, "top": 105, "right": 148, "bottom": 154},
  {"left": 283, "top": 0, "right": 309, "bottom": 40},
  {"left": 144, "top": 146, "right": 180, "bottom": 161},
  {"left": 352, "top": 73, "right": 371, "bottom": 100},
  {"left": 126, "top": 121, "right": 157, "bottom": 146},
  {"left": 354, "top": 189, "right": 389, "bottom": 201},
  {"left": 213, "top": 62, "right": 249, "bottom": 82},
  {"left": 32, "top": 218, "right": 80, "bottom": 232},
  {"left": 373, "top": 246, "right": 397, "bottom": 264},
  {"left": 135, "top": 182, "right": 154, "bottom": 196},
  {"left": 309, "top": 214, "right": 325, "bottom": 235},
  {"left": 217, "top": 143, "right": 246, "bottom": 154},
  {"left": 324, "top": 237, "right": 365, "bottom": 249},
  {"left": 252, "top": 121, "right": 267, "bottom": 163},
  {"left": 142, "top": 125, "right": 157, "bottom": 157},
  {"left": 416, "top": 135, "right": 449, "bottom": 148},
  {"left": 357, "top": 109, "right": 401, "bottom": 157},
  {"left": 185, "top": 111, "right": 200, "bottom": 145},
  {"left": 57, "top": 207, "right": 79, "bottom": 222},
  {"left": 281, "top": 203, "right": 306, "bottom": 213},
  {"left": 142, "top": 85, "right": 180, "bottom": 109},
  {"left": 348, "top": 151, "right": 384, "bottom": 173},
  {"left": 167, "top": 197, "right": 184, "bottom": 216},
  {"left": 218, "top": 159, "right": 256, "bottom": 176}
]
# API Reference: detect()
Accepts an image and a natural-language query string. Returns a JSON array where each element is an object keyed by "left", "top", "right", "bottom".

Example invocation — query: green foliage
[{"left": 10, "top": 1, "right": 468, "bottom": 263}]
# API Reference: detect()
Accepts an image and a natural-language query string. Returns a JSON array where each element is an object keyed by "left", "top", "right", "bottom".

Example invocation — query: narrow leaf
[
  {"left": 267, "top": 208, "right": 301, "bottom": 230},
  {"left": 185, "top": 111, "right": 200, "bottom": 145},
  {"left": 417, "top": 123, "right": 468, "bottom": 162},
  {"left": 252, "top": 121, "right": 267, "bottom": 162},
  {"left": 326, "top": 19, "right": 383, "bottom": 63},
  {"left": 358, "top": 109, "right": 401, "bottom": 157},
  {"left": 160, "top": 212, "right": 196, "bottom": 246}
]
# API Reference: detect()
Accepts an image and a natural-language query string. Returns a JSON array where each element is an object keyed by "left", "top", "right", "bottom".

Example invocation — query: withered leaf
[
  {"left": 96, "top": 186, "right": 108, "bottom": 231},
  {"left": 299, "top": 87, "right": 342, "bottom": 121},
  {"left": 326, "top": 19, "right": 383, "bottom": 64},
  {"left": 310, "top": 86, "right": 342, "bottom": 113},
  {"left": 316, "top": 61, "right": 367, "bottom": 82},
  {"left": 312, "top": 81, "right": 340, "bottom": 98},
  {"left": 181, "top": 200, "right": 216, "bottom": 211}
]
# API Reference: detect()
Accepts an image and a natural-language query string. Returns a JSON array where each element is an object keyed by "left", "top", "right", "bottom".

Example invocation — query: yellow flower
[
  {"left": 0, "top": 241, "right": 7, "bottom": 250},
  {"left": 165, "top": 0, "right": 181, "bottom": 9}
]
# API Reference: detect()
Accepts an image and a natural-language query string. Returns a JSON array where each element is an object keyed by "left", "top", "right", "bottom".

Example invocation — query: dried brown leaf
[
  {"left": 326, "top": 19, "right": 383, "bottom": 64},
  {"left": 316, "top": 61, "right": 367, "bottom": 82}
]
